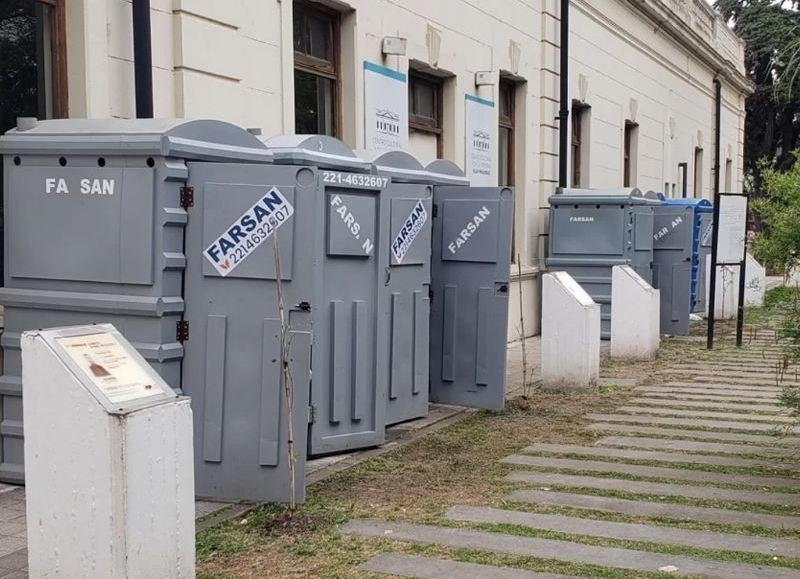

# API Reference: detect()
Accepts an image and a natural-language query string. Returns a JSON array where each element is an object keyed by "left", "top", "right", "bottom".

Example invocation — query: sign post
[{"left": 707, "top": 192, "right": 749, "bottom": 348}]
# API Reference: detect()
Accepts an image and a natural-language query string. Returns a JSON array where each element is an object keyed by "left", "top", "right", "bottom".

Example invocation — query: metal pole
[
  {"left": 133, "top": 0, "right": 154, "bottom": 118},
  {"left": 706, "top": 78, "right": 722, "bottom": 349},
  {"left": 735, "top": 195, "right": 750, "bottom": 347},
  {"left": 557, "top": 0, "right": 570, "bottom": 188},
  {"left": 707, "top": 192, "right": 721, "bottom": 349}
]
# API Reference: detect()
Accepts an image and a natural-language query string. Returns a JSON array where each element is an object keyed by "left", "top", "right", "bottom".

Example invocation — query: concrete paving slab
[
  {"left": 446, "top": 506, "right": 800, "bottom": 558},
  {"left": 633, "top": 391, "right": 781, "bottom": 403},
  {"left": 597, "top": 377, "right": 638, "bottom": 388},
  {"left": 586, "top": 413, "right": 796, "bottom": 433},
  {"left": 507, "top": 489, "right": 800, "bottom": 530},
  {"left": 628, "top": 397, "right": 782, "bottom": 413},
  {"left": 663, "top": 382, "right": 782, "bottom": 394},
  {"left": 671, "top": 375, "right": 798, "bottom": 388},
  {"left": 521, "top": 443, "right": 790, "bottom": 468},
  {"left": 669, "top": 364, "right": 784, "bottom": 376},
  {"left": 674, "top": 363, "right": 788, "bottom": 373},
  {"left": 595, "top": 436, "right": 800, "bottom": 457},
  {"left": 504, "top": 471, "right": 800, "bottom": 506},
  {"left": 676, "top": 359, "right": 792, "bottom": 368},
  {"left": 341, "top": 519, "right": 797, "bottom": 578},
  {"left": 358, "top": 554, "right": 581, "bottom": 579},
  {"left": 613, "top": 406, "right": 794, "bottom": 424},
  {"left": 0, "top": 551, "right": 26, "bottom": 572},
  {"left": 589, "top": 423, "right": 800, "bottom": 444},
  {"left": 501, "top": 455, "right": 800, "bottom": 488}
]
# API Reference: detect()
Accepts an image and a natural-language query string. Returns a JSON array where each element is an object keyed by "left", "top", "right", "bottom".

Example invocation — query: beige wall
[
  {"left": 537, "top": 0, "right": 750, "bottom": 258},
  {"left": 62, "top": 0, "right": 750, "bottom": 339}
]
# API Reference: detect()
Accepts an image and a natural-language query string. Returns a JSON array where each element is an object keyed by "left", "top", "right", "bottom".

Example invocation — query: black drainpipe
[
  {"left": 713, "top": 78, "right": 721, "bottom": 196},
  {"left": 557, "top": 0, "right": 570, "bottom": 188},
  {"left": 133, "top": 0, "right": 154, "bottom": 118},
  {"left": 706, "top": 77, "right": 722, "bottom": 349}
]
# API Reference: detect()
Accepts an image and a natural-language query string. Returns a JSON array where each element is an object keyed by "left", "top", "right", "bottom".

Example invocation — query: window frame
[
  {"left": 498, "top": 78, "right": 515, "bottom": 187},
  {"left": 623, "top": 120, "right": 638, "bottom": 188},
  {"left": 693, "top": 146, "right": 704, "bottom": 199},
  {"left": 293, "top": 0, "right": 341, "bottom": 137},
  {"left": 571, "top": 101, "right": 589, "bottom": 187},
  {"left": 36, "top": 0, "right": 68, "bottom": 117},
  {"left": 408, "top": 70, "right": 444, "bottom": 156}
]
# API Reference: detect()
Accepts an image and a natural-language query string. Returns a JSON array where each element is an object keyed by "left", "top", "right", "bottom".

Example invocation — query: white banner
[
  {"left": 465, "top": 94, "right": 497, "bottom": 186},
  {"left": 716, "top": 194, "right": 748, "bottom": 263},
  {"left": 363, "top": 61, "right": 408, "bottom": 152}
]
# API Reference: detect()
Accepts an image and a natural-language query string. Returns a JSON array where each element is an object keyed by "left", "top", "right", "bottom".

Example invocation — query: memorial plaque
[{"left": 57, "top": 332, "right": 164, "bottom": 404}]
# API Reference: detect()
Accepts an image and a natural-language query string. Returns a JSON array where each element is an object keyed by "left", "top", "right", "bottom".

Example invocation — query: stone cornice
[{"left": 626, "top": 0, "right": 755, "bottom": 94}]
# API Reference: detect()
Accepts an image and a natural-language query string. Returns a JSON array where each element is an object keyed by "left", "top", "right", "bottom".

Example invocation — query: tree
[
  {"left": 715, "top": 0, "right": 800, "bottom": 188},
  {"left": 751, "top": 153, "right": 800, "bottom": 274}
]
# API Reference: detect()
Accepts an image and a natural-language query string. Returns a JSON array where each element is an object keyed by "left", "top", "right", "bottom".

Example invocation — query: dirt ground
[{"left": 196, "top": 374, "right": 649, "bottom": 578}]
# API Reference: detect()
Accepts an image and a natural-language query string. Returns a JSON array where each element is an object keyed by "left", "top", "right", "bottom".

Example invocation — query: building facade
[{"left": 0, "top": 0, "right": 751, "bottom": 338}]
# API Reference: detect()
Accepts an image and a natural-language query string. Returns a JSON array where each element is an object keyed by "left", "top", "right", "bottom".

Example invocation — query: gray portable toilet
[
  {"left": 427, "top": 160, "right": 513, "bottom": 411},
  {"left": 547, "top": 188, "right": 658, "bottom": 339},
  {"left": 0, "top": 119, "right": 307, "bottom": 503},
  {"left": 650, "top": 201, "right": 702, "bottom": 335},
  {"left": 261, "top": 135, "right": 390, "bottom": 455},
  {"left": 695, "top": 212, "right": 714, "bottom": 314}
]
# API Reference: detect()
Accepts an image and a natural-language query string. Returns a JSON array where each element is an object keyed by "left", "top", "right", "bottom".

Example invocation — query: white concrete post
[
  {"left": 541, "top": 271, "right": 600, "bottom": 389},
  {"left": 745, "top": 253, "right": 766, "bottom": 307},
  {"left": 610, "top": 265, "right": 660, "bottom": 359},
  {"left": 22, "top": 324, "right": 195, "bottom": 579}
]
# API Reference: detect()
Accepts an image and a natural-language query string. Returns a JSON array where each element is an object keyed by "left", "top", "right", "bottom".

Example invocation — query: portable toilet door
[
  {"left": 695, "top": 211, "right": 714, "bottom": 314},
  {"left": 651, "top": 202, "right": 697, "bottom": 335},
  {"left": 427, "top": 160, "right": 514, "bottom": 411},
  {"left": 360, "top": 150, "right": 433, "bottom": 426},
  {"left": 182, "top": 159, "right": 312, "bottom": 503},
  {"left": 262, "top": 135, "right": 390, "bottom": 455}
]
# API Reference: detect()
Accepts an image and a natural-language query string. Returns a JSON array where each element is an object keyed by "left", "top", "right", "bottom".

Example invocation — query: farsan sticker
[
  {"left": 391, "top": 200, "right": 428, "bottom": 263},
  {"left": 204, "top": 187, "right": 294, "bottom": 276}
]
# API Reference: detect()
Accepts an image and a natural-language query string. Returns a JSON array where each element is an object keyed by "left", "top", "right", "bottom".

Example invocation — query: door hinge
[
  {"left": 180, "top": 186, "right": 194, "bottom": 209},
  {"left": 428, "top": 287, "right": 434, "bottom": 303},
  {"left": 432, "top": 203, "right": 438, "bottom": 218},
  {"left": 308, "top": 404, "right": 316, "bottom": 424},
  {"left": 176, "top": 320, "right": 190, "bottom": 343}
]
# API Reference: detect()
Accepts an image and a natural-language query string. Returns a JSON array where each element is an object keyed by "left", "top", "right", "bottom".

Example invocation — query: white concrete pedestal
[
  {"left": 541, "top": 271, "right": 600, "bottom": 389},
  {"left": 705, "top": 253, "right": 767, "bottom": 317},
  {"left": 610, "top": 265, "right": 660, "bottom": 359},
  {"left": 22, "top": 324, "right": 195, "bottom": 579},
  {"left": 745, "top": 253, "right": 766, "bottom": 307}
]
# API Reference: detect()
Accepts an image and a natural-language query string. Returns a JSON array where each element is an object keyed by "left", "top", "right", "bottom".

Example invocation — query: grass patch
[{"left": 765, "top": 286, "right": 800, "bottom": 309}]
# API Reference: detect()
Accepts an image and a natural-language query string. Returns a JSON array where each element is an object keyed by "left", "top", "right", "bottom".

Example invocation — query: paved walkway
[
  {"left": 0, "top": 489, "right": 233, "bottom": 578},
  {"left": 344, "top": 323, "right": 800, "bottom": 577}
]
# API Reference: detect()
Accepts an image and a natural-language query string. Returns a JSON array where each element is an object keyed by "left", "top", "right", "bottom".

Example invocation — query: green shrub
[
  {"left": 765, "top": 286, "right": 800, "bottom": 309},
  {"left": 752, "top": 154, "right": 800, "bottom": 276}
]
